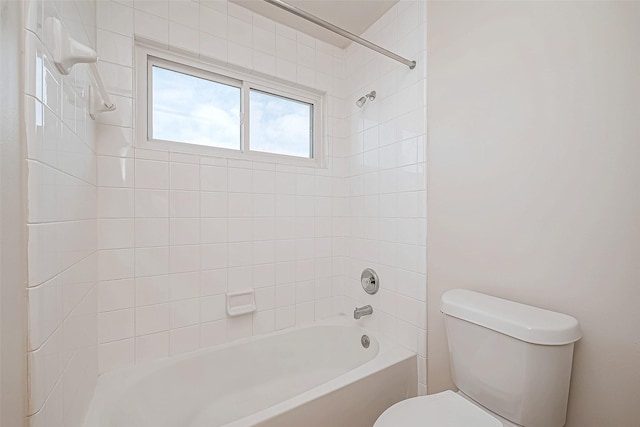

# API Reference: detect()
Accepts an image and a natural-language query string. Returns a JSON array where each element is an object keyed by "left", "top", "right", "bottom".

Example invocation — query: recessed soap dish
[{"left": 226, "top": 290, "right": 256, "bottom": 317}]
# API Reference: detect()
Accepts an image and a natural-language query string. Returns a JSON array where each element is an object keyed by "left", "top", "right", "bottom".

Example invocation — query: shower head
[{"left": 355, "top": 90, "right": 377, "bottom": 108}]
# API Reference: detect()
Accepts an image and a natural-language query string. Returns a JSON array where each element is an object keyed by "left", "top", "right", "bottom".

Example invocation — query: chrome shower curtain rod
[{"left": 262, "top": 0, "right": 416, "bottom": 69}]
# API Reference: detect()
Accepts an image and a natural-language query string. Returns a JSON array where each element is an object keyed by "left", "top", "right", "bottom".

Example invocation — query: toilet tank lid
[{"left": 441, "top": 289, "right": 582, "bottom": 345}]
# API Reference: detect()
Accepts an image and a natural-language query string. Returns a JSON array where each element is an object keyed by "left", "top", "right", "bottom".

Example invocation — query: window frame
[{"left": 136, "top": 43, "right": 325, "bottom": 167}]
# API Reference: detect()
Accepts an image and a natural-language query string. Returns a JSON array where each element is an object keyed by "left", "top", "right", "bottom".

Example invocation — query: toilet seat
[{"left": 374, "top": 390, "right": 503, "bottom": 427}]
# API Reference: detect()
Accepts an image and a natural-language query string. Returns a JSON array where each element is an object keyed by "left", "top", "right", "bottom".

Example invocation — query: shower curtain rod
[{"left": 262, "top": 0, "right": 416, "bottom": 69}]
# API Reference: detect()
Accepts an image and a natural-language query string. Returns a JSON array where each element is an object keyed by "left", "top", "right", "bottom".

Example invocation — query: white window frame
[{"left": 135, "top": 43, "right": 325, "bottom": 167}]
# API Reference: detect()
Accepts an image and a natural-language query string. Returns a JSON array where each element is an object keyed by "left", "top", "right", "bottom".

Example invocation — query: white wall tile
[
  {"left": 228, "top": 16, "right": 252, "bottom": 46},
  {"left": 227, "top": 218, "right": 252, "bottom": 242},
  {"left": 227, "top": 315, "right": 252, "bottom": 341},
  {"left": 169, "top": 272, "right": 200, "bottom": 301},
  {"left": 170, "top": 299, "right": 200, "bottom": 329},
  {"left": 226, "top": 266, "right": 250, "bottom": 288},
  {"left": 136, "top": 159, "right": 169, "bottom": 189},
  {"left": 27, "top": 327, "right": 64, "bottom": 414},
  {"left": 136, "top": 275, "right": 170, "bottom": 306},
  {"left": 228, "top": 193, "right": 252, "bottom": 217},
  {"left": 200, "top": 192, "right": 227, "bottom": 217},
  {"left": 199, "top": 7, "right": 227, "bottom": 39},
  {"left": 135, "top": 247, "right": 170, "bottom": 277},
  {"left": 228, "top": 42, "right": 252, "bottom": 69},
  {"left": 170, "top": 325, "right": 200, "bottom": 355},
  {"left": 253, "top": 310, "right": 275, "bottom": 335},
  {"left": 98, "top": 309, "right": 134, "bottom": 343},
  {"left": 97, "top": 29, "right": 133, "bottom": 67},
  {"left": 227, "top": 167, "right": 252, "bottom": 193},
  {"left": 169, "top": 0, "right": 199, "bottom": 27},
  {"left": 135, "top": 218, "right": 169, "bottom": 247},
  {"left": 200, "top": 294, "right": 226, "bottom": 322},
  {"left": 170, "top": 218, "right": 200, "bottom": 246},
  {"left": 98, "top": 188, "right": 134, "bottom": 218},
  {"left": 227, "top": 1, "right": 252, "bottom": 23},
  {"left": 200, "top": 165, "right": 227, "bottom": 191},
  {"left": 253, "top": 218, "right": 275, "bottom": 241},
  {"left": 226, "top": 242, "right": 251, "bottom": 268},
  {"left": 170, "top": 162, "right": 199, "bottom": 190},
  {"left": 99, "top": 339, "right": 134, "bottom": 374},
  {"left": 200, "top": 244, "right": 227, "bottom": 270},
  {"left": 135, "top": 331, "right": 169, "bottom": 364},
  {"left": 27, "top": 276, "right": 63, "bottom": 350},
  {"left": 200, "top": 32, "right": 227, "bottom": 62},
  {"left": 201, "top": 218, "right": 227, "bottom": 244},
  {"left": 170, "top": 245, "right": 200, "bottom": 273},
  {"left": 134, "top": 9, "right": 169, "bottom": 45},
  {"left": 170, "top": 191, "right": 199, "bottom": 217},
  {"left": 275, "top": 305, "right": 295, "bottom": 330},
  {"left": 99, "top": 248, "right": 135, "bottom": 281},
  {"left": 136, "top": 303, "right": 170, "bottom": 335},
  {"left": 200, "top": 319, "right": 227, "bottom": 348},
  {"left": 97, "top": 1, "right": 134, "bottom": 36},
  {"left": 135, "top": 189, "right": 169, "bottom": 218},
  {"left": 255, "top": 286, "right": 275, "bottom": 311},
  {"left": 200, "top": 269, "right": 227, "bottom": 296},
  {"left": 98, "top": 219, "right": 134, "bottom": 249},
  {"left": 169, "top": 21, "right": 199, "bottom": 52},
  {"left": 296, "top": 301, "right": 315, "bottom": 325},
  {"left": 99, "top": 278, "right": 134, "bottom": 312}
]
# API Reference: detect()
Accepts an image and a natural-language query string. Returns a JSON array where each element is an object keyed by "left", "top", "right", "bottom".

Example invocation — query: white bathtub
[{"left": 83, "top": 317, "right": 416, "bottom": 427}]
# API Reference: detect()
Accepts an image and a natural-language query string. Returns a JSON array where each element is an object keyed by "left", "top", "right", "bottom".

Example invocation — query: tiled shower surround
[
  {"left": 24, "top": 1, "right": 99, "bottom": 426},
  {"left": 24, "top": 0, "right": 427, "bottom": 425},
  {"left": 343, "top": 1, "right": 427, "bottom": 394},
  {"left": 94, "top": 0, "right": 349, "bottom": 372}
]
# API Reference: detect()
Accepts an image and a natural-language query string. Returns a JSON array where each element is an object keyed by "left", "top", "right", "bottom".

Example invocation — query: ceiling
[{"left": 230, "top": 0, "right": 398, "bottom": 48}]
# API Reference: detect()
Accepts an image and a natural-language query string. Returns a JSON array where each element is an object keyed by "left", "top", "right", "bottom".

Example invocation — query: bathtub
[{"left": 83, "top": 317, "right": 416, "bottom": 427}]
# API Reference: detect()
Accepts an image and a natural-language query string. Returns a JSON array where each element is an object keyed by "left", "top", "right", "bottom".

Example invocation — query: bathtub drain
[{"left": 361, "top": 335, "right": 370, "bottom": 349}]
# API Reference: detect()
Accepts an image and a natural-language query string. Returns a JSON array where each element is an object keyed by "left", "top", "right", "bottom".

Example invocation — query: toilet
[{"left": 374, "top": 289, "right": 582, "bottom": 427}]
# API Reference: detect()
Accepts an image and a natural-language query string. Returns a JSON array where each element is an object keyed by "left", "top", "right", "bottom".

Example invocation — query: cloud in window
[
  {"left": 250, "top": 90, "right": 312, "bottom": 158},
  {"left": 152, "top": 66, "right": 240, "bottom": 149}
]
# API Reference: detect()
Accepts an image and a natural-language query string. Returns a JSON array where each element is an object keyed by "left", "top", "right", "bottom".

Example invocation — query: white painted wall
[
  {"left": 23, "top": 0, "right": 99, "bottom": 425},
  {"left": 427, "top": 1, "right": 640, "bottom": 426}
]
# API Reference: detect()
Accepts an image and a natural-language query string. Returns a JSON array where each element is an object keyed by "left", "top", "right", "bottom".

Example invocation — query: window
[
  {"left": 137, "top": 45, "right": 323, "bottom": 165},
  {"left": 249, "top": 89, "right": 313, "bottom": 158}
]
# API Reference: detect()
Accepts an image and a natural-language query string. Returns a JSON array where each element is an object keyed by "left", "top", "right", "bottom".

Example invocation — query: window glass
[
  {"left": 249, "top": 89, "right": 313, "bottom": 158},
  {"left": 152, "top": 65, "right": 241, "bottom": 150}
]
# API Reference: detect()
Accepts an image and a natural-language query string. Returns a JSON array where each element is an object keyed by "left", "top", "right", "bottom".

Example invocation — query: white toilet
[{"left": 375, "top": 289, "right": 582, "bottom": 427}]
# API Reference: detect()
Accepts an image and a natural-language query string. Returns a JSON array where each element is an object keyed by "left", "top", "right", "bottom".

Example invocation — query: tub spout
[{"left": 354, "top": 305, "right": 373, "bottom": 320}]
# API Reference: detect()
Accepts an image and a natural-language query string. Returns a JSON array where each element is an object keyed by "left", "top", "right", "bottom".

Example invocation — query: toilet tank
[{"left": 441, "top": 290, "right": 581, "bottom": 427}]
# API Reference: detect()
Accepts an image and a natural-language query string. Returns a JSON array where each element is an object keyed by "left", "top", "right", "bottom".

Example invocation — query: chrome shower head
[{"left": 355, "top": 90, "right": 377, "bottom": 108}]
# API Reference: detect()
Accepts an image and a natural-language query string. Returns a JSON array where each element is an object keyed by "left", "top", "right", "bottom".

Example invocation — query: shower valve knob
[{"left": 360, "top": 268, "right": 379, "bottom": 295}]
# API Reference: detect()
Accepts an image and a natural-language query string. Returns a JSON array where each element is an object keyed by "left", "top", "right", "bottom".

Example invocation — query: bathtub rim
[{"left": 83, "top": 315, "right": 415, "bottom": 427}]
